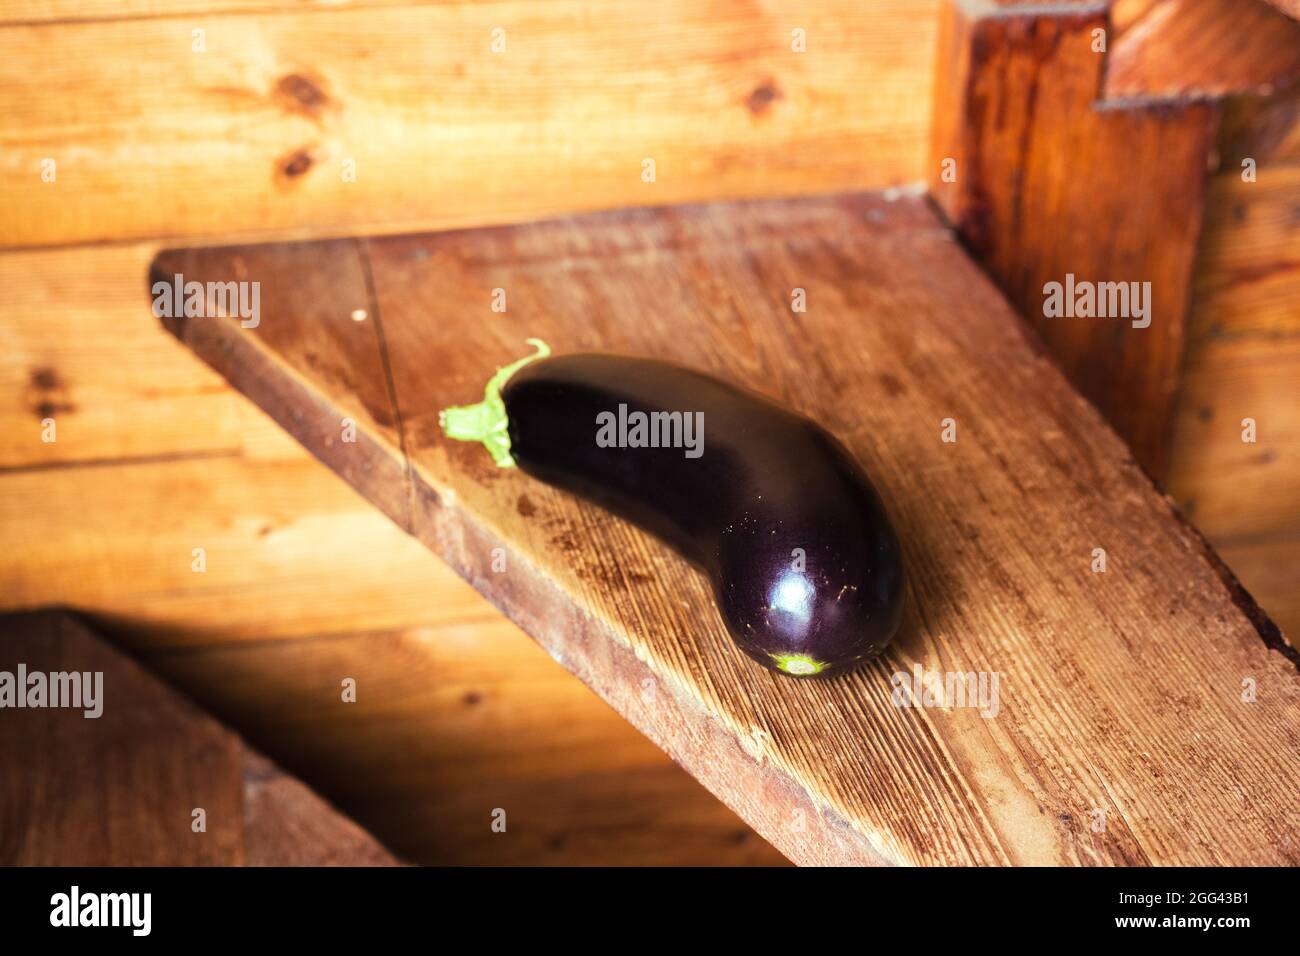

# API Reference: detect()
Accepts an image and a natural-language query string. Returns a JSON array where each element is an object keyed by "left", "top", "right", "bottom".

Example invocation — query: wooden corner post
[{"left": 929, "top": 0, "right": 1218, "bottom": 478}]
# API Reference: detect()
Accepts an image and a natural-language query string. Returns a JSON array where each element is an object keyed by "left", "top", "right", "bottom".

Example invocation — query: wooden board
[
  {"left": 1217, "top": 88, "right": 1300, "bottom": 169},
  {"left": 1217, "top": 536, "right": 1300, "bottom": 641},
  {"left": 0, "top": 0, "right": 454, "bottom": 23},
  {"left": 0, "top": 452, "right": 492, "bottom": 646},
  {"left": 1106, "top": 0, "right": 1300, "bottom": 98},
  {"left": 146, "top": 620, "right": 789, "bottom": 866},
  {"left": 932, "top": 0, "right": 1300, "bottom": 482},
  {"left": 0, "top": 0, "right": 936, "bottom": 248},
  {"left": 1167, "top": 330, "right": 1300, "bottom": 541},
  {"left": 0, "top": 239, "right": 492, "bottom": 645},
  {"left": 1166, "top": 164, "right": 1300, "bottom": 541},
  {"left": 929, "top": 0, "right": 1217, "bottom": 477},
  {"left": 0, "top": 456, "right": 786, "bottom": 864},
  {"left": 0, "top": 242, "right": 256, "bottom": 469},
  {"left": 155, "top": 192, "right": 1300, "bottom": 866},
  {"left": 0, "top": 609, "right": 398, "bottom": 865},
  {"left": 0, "top": 234, "right": 790, "bottom": 864}
]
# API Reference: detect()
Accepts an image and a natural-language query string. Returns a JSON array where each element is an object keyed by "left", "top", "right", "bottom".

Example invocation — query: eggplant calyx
[
  {"left": 769, "top": 653, "right": 827, "bottom": 676},
  {"left": 439, "top": 338, "right": 551, "bottom": 467}
]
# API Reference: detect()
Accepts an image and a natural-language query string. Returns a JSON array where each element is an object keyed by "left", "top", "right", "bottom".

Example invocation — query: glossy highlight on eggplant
[{"left": 440, "top": 340, "right": 905, "bottom": 677}]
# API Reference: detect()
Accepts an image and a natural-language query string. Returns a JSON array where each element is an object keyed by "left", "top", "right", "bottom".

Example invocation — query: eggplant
[{"left": 441, "top": 340, "right": 905, "bottom": 677}]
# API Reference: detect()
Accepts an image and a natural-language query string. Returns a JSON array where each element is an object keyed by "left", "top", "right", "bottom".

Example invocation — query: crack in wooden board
[{"left": 156, "top": 192, "right": 1300, "bottom": 865}]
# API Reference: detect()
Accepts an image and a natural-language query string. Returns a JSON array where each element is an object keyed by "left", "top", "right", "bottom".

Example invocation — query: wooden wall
[
  {"left": 0, "top": 0, "right": 1296, "bottom": 863},
  {"left": 1166, "top": 84, "right": 1300, "bottom": 611},
  {"left": 0, "top": 0, "right": 938, "bottom": 247},
  {"left": 1167, "top": 115, "right": 1300, "bottom": 531}
]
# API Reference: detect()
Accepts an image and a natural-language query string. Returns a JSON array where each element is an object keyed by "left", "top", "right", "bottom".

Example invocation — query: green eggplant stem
[{"left": 439, "top": 338, "right": 552, "bottom": 467}]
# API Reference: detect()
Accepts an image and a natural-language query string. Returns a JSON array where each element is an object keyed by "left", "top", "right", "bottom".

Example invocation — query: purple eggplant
[{"left": 441, "top": 340, "right": 904, "bottom": 677}]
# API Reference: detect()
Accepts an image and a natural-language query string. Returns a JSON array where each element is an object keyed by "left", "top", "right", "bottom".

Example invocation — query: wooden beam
[
  {"left": 0, "top": 452, "right": 496, "bottom": 646},
  {"left": 156, "top": 193, "right": 1300, "bottom": 865},
  {"left": 0, "top": 241, "right": 788, "bottom": 865},
  {"left": 0, "top": 0, "right": 937, "bottom": 247},
  {"left": 930, "top": 0, "right": 1300, "bottom": 478},
  {"left": 1107, "top": 0, "right": 1300, "bottom": 97},
  {"left": 0, "top": 0, "right": 462, "bottom": 23},
  {"left": 0, "top": 243, "right": 255, "bottom": 469},
  {"left": 0, "top": 609, "right": 399, "bottom": 865},
  {"left": 146, "top": 621, "right": 789, "bottom": 865},
  {"left": 930, "top": 0, "right": 1217, "bottom": 477}
]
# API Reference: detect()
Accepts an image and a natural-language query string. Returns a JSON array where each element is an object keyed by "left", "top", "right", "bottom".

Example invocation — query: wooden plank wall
[
  {"left": 1167, "top": 126, "right": 1300, "bottom": 615},
  {"left": 928, "top": 0, "right": 1217, "bottom": 476},
  {"left": 0, "top": 0, "right": 1296, "bottom": 862},
  {"left": 1090, "top": 0, "right": 1300, "bottom": 568},
  {"left": 0, "top": 0, "right": 938, "bottom": 247}
]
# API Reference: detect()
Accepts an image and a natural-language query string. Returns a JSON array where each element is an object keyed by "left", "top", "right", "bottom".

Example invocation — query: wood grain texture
[
  {"left": 0, "top": 609, "right": 399, "bottom": 865},
  {"left": 1106, "top": 0, "right": 1300, "bottom": 99},
  {"left": 1216, "top": 536, "right": 1300, "bottom": 640},
  {"left": 0, "top": 453, "right": 493, "bottom": 645},
  {"left": 0, "top": 240, "right": 489, "bottom": 643},
  {"left": 147, "top": 621, "right": 789, "bottom": 865},
  {"left": 0, "top": 0, "right": 936, "bottom": 248},
  {"left": 0, "top": 236, "right": 785, "bottom": 864},
  {"left": 155, "top": 192, "right": 1300, "bottom": 865},
  {"left": 1167, "top": 335, "right": 1300, "bottom": 539},
  {"left": 1189, "top": 166, "right": 1300, "bottom": 342},
  {"left": 1217, "top": 88, "right": 1300, "bottom": 169},
  {"left": 1261, "top": 0, "right": 1300, "bottom": 22},
  {"left": 0, "top": 452, "right": 785, "bottom": 864},
  {"left": 0, "top": 0, "right": 425, "bottom": 24},
  {"left": 1166, "top": 167, "right": 1300, "bottom": 540},
  {"left": 929, "top": 1, "right": 1216, "bottom": 477},
  {"left": 1111, "top": 0, "right": 1164, "bottom": 34},
  {"left": 0, "top": 243, "right": 257, "bottom": 468},
  {"left": 238, "top": 751, "right": 403, "bottom": 866}
]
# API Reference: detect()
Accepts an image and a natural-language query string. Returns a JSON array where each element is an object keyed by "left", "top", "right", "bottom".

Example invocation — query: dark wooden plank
[
  {"left": 1, "top": 610, "right": 244, "bottom": 865},
  {"left": 239, "top": 751, "right": 400, "bottom": 867},
  {"left": 0, "top": 609, "right": 398, "bottom": 865},
  {"left": 930, "top": 0, "right": 1217, "bottom": 477},
  {"left": 155, "top": 192, "right": 1300, "bottom": 865}
]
